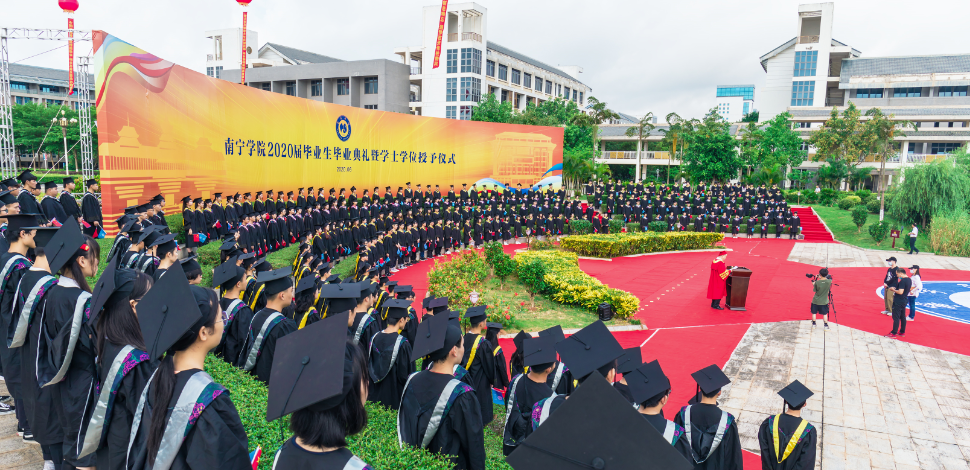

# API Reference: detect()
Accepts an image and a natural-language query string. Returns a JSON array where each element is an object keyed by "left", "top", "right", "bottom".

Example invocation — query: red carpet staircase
[{"left": 792, "top": 207, "right": 835, "bottom": 242}]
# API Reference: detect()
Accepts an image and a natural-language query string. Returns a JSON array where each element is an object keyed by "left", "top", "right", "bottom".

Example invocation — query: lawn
[{"left": 809, "top": 204, "right": 931, "bottom": 252}]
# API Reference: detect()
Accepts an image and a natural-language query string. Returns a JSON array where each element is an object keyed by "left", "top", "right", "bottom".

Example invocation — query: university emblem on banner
[{"left": 336, "top": 115, "right": 352, "bottom": 142}]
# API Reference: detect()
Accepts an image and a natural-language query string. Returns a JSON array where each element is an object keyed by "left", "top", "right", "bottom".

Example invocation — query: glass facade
[
  {"left": 716, "top": 86, "right": 755, "bottom": 100},
  {"left": 742, "top": 102, "right": 750, "bottom": 115},
  {"left": 793, "top": 51, "right": 818, "bottom": 77},
  {"left": 931, "top": 142, "right": 961, "bottom": 154},
  {"left": 856, "top": 88, "right": 883, "bottom": 98},
  {"left": 460, "top": 77, "right": 481, "bottom": 102},
  {"left": 447, "top": 49, "right": 458, "bottom": 74},
  {"left": 939, "top": 86, "right": 968, "bottom": 97},
  {"left": 893, "top": 87, "right": 921, "bottom": 97},
  {"left": 460, "top": 48, "right": 482, "bottom": 74},
  {"left": 446, "top": 78, "right": 457, "bottom": 102},
  {"left": 791, "top": 81, "right": 815, "bottom": 106},
  {"left": 446, "top": 106, "right": 456, "bottom": 120},
  {"left": 486, "top": 60, "right": 495, "bottom": 77}
]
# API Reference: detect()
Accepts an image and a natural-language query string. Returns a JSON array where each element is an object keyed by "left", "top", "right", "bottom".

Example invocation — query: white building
[
  {"left": 204, "top": 28, "right": 262, "bottom": 79},
  {"left": 394, "top": 2, "right": 591, "bottom": 118},
  {"left": 715, "top": 85, "right": 755, "bottom": 122}
]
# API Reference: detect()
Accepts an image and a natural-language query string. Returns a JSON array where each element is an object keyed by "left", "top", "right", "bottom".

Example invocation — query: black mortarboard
[
  {"left": 238, "top": 251, "right": 255, "bottom": 261},
  {"left": 28, "top": 227, "right": 59, "bottom": 248},
  {"left": 149, "top": 233, "right": 177, "bottom": 249},
  {"left": 124, "top": 206, "right": 138, "bottom": 215},
  {"left": 615, "top": 347, "right": 642, "bottom": 375},
  {"left": 447, "top": 310, "right": 461, "bottom": 328},
  {"left": 287, "top": 191, "right": 293, "bottom": 197},
  {"left": 555, "top": 320, "right": 624, "bottom": 380},
  {"left": 43, "top": 181, "right": 58, "bottom": 191},
  {"left": 523, "top": 336, "right": 558, "bottom": 367},
  {"left": 1, "top": 178, "right": 18, "bottom": 187},
  {"left": 120, "top": 218, "right": 140, "bottom": 234},
  {"left": 383, "top": 299, "right": 412, "bottom": 321},
  {"left": 411, "top": 310, "right": 451, "bottom": 361},
  {"left": 5, "top": 214, "right": 41, "bottom": 237},
  {"left": 136, "top": 203, "right": 152, "bottom": 213},
  {"left": 627, "top": 360, "right": 671, "bottom": 405},
  {"left": 465, "top": 305, "right": 487, "bottom": 325},
  {"left": 386, "top": 280, "right": 399, "bottom": 288},
  {"left": 778, "top": 380, "right": 813, "bottom": 409},
  {"left": 691, "top": 364, "right": 730, "bottom": 396},
  {"left": 258, "top": 267, "right": 294, "bottom": 296},
  {"left": 62, "top": 177, "right": 74, "bottom": 185},
  {"left": 16, "top": 170, "right": 37, "bottom": 183},
  {"left": 295, "top": 276, "right": 317, "bottom": 295},
  {"left": 506, "top": 371, "right": 694, "bottom": 470},
  {"left": 539, "top": 325, "right": 566, "bottom": 345},
  {"left": 318, "top": 282, "right": 361, "bottom": 314},
  {"left": 219, "top": 239, "right": 237, "bottom": 252},
  {"left": 85, "top": 179, "right": 98, "bottom": 187},
  {"left": 137, "top": 227, "right": 160, "bottom": 246},
  {"left": 393, "top": 285, "right": 413, "bottom": 297},
  {"left": 265, "top": 311, "right": 351, "bottom": 422},
  {"left": 88, "top": 257, "right": 137, "bottom": 325},
  {"left": 325, "top": 274, "right": 340, "bottom": 283},
  {"left": 358, "top": 282, "right": 376, "bottom": 299},
  {"left": 0, "top": 190, "right": 17, "bottom": 205},
  {"left": 429, "top": 297, "right": 449, "bottom": 314},
  {"left": 178, "top": 256, "right": 201, "bottom": 274},
  {"left": 180, "top": 196, "right": 191, "bottom": 204},
  {"left": 43, "top": 218, "right": 85, "bottom": 274},
  {"left": 212, "top": 259, "right": 244, "bottom": 290},
  {"left": 214, "top": 192, "right": 222, "bottom": 198},
  {"left": 137, "top": 262, "right": 200, "bottom": 360},
  {"left": 486, "top": 322, "right": 504, "bottom": 333}
]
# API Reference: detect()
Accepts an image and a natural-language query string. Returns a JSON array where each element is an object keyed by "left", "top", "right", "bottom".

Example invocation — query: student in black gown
[
  {"left": 398, "top": 312, "right": 486, "bottom": 470},
  {"left": 268, "top": 312, "right": 375, "bottom": 469},
  {"left": 126, "top": 277, "right": 250, "bottom": 469},
  {"left": 40, "top": 181, "right": 69, "bottom": 226},
  {"left": 366, "top": 299, "right": 415, "bottom": 410},
  {"left": 502, "top": 336, "right": 555, "bottom": 456},
  {"left": 393, "top": 285, "right": 419, "bottom": 349},
  {"left": 293, "top": 277, "right": 321, "bottom": 329},
  {"left": 485, "top": 322, "right": 510, "bottom": 391},
  {"left": 211, "top": 259, "right": 255, "bottom": 367},
  {"left": 79, "top": 263, "right": 156, "bottom": 470},
  {"left": 238, "top": 267, "right": 298, "bottom": 384},
  {"left": 758, "top": 380, "right": 818, "bottom": 470},
  {"left": 460, "top": 306, "right": 497, "bottom": 425},
  {"left": 627, "top": 360, "right": 694, "bottom": 461},
  {"left": 16, "top": 170, "right": 43, "bottom": 218},
  {"left": 80, "top": 179, "right": 102, "bottom": 237},
  {"left": 612, "top": 346, "right": 642, "bottom": 407},
  {"left": 537, "top": 326, "right": 574, "bottom": 396},
  {"left": 508, "top": 330, "right": 530, "bottom": 379},
  {"left": 673, "top": 365, "right": 744, "bottom": 470},
  {"left": 150, "top": 233, "right": 180, "bottom": 281},
  {"left": 347, "top": 283, "right": 381, "bottom": 362}
]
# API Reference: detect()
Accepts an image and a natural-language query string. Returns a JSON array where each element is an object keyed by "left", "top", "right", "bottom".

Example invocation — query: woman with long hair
[
  {"left": 126, "top": 282, "right": 250, "bottom": 469},
  {"left": 77, "top": 266, "right": 155, "bottom": 470},
  {"left": 908, "top": 265, "right": 922, "bottom": 322},
  {"left": 181, "top": 196, "right": 198, "bottom": 254}
]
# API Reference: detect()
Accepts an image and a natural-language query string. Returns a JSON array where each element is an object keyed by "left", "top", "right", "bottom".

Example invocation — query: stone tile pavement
[
  {"left": 719, "top": 320, "right": 970, "bottom": 470},
  {"left": 0, "top": 380, "right": 43, "bottom": 470},
  {"left": 788, "top": 243, "right": 970, "bottom": 270}
]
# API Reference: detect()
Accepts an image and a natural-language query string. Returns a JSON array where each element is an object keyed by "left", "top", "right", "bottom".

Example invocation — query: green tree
[
  {"left": 660, "top": 112, "right": 684, "bottom": 184},
  {"left": 470, "top": 93, "right": 513, "bottom": 124},
  {"left": 760, "top": 112, "right": 806, "bottom": 169},
  {"left": 741, "top": 110, "right": 760, "bottom": 123},
  {"left": 517, "top": 258, "right": 547, "bottom": 308},
  {"left": 624, "top": 112, "right": 656, "bottom": 176},
  {"left": 816, "top": 159, "right": 849, "bottom": 189},
  {"left": 680, "top": 109, "right": 740, "bottom": 183},
  {"left": 851, "top": 205, "right": 869, "bottom": 233},
  {"left": 864, "top": 108, "right": 913, "bottom": 219},
  {"left": 12, "top": 103, "right": 98, "bottom": 170},
  {"left": 889, "top": 159, "right": 970, "bottom": 227},
  {"left": 737, "top": 122, "right": 762, "bottom": 178},
  {"left": 808, "top": 103, "right": 873, "bottom": 187},
  {"left": 848, "top": 166, "right": 872, "bottom": 192}
]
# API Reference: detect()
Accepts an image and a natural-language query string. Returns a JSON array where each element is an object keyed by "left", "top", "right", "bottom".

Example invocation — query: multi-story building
[
  {"left": 8, "top": 63, "right": 94, "bottom": 109},
  {"left": 210, "top": 29, "right": 411, "bottom": 113},
  {"left": 394, "top": 2, "right": 591, "bottom": 118},
  {"left": 715, "top": 85, "right": 756, "bottom": 122}
]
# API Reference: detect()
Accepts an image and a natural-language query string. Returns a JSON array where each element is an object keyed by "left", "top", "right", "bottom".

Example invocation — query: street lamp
[{"left": 52, "top": 110, "right": 78, "bottom": 174}]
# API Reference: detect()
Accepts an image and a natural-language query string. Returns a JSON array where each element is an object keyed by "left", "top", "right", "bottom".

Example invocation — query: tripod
[{"left": 828, "top": 284, "right": 839, "bottom": 324}]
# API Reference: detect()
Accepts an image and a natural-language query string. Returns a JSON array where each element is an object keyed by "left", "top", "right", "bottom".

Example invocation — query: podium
[{"left": 725, "top": 268, "right": 752, "bottom": 311}]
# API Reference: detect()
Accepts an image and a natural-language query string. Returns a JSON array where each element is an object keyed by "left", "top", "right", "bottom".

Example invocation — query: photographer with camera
[{"left": 809, "top": 268, "right": 832, "bottom": 330}]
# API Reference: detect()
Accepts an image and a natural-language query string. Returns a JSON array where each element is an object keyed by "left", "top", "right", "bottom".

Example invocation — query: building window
[
  {"left": 545, "top": 80, "right": 552, "bottom": 94},
  {"left": 364, "top": 104, "right": 378, "bottom": 110},
  {"left": 41, "top": 85, "right": 58, "bottom": 94},
  {"left": 716, "top": 86, "right": 755, "bottom": 101},
  {"left": 511, "top": 69, "right": 520, "bottom": 85},
  {"left": 743, "top": 102, "right": 750, "bottom": 115},
  {"left": 564, "top": 86, "right": 570, "bottom": 99},
  {"left": 364, "top": 77, "right": 378, "bottom": 94},
  {"left": 939, "top": 86, "right": 968, "bottom": 97},
  {"left": 557, "top": 84, "right": 562, "bottom": 97},
  {"left": 311, "top": 80, "right": 323, "bottom": 97},
  {"left": 791, "top": 81, "right": 815, "bottom": 106},
  {"left": 11, "top": 82, "right": 27, "bottom": 91},
  {"left": 446, "top": 106, "right": 457, "bottom": 120},
  {"left": 260, "top": 83, "right": 271, "bottom": 91},
  {"left": 486, "top": 60, "right": 495, "bottom": 77},
  {"left": 572, "top": 90, "right": 577, "bottom": 102},
  {"left": 793, "top": 51, "right": 818, "bottom": 77},
  {"left": 523, "top": 73, "right": 532, "bottom": 89},
  {"left": 796, "top": 121, "right": 811, "bottom": 128},
  {"left": 893, "top": 87, "right": 921, "bottom": 98},
  {"left": 579, "top": 92, "right": 584, "bottom": 105},
  {"left": 206, "top": 67, "right": 214, "bottom": 77},
  {"left": 215, "top": 66, "right": 223, "bottom": 79},
  {"left": 446, "top": 78, "right": 457, "bottom": 102},
  {"left": 285, "top": 81, "right": 296, "bottom": 96},
  {"left": 459, "top": 105, "right": 472, "bottom": 121},
  {"left": 535, "top": 77, "right": 543, "bottom": 92},
  {"left": 856, "top": 88, "right": 883, "bottom": 98},
  {"left": 498, "top": 64, "right": 508, "bottom": 81},
  {"left": 460, "top": 48, "right": 481, "bottom": 74},
  {"left": 336, "top": 79, "right": 350, "bottom": 96},
  {"left": 15, "top": 96, "right": 28, "bottom": 105},
  {"left": 460, "top": 77, "right": 481, "bottom": 102},
  {"left": 931, "top": 142, "right": 960, "bottom": 154},
  {"left": 447, "top": 49, "right": 458, "bottom": 74}
]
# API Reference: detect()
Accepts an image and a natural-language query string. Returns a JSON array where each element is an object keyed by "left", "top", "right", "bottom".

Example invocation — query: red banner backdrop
[{"left": 432, "top": 0, "right": 448, "bottom": 69}]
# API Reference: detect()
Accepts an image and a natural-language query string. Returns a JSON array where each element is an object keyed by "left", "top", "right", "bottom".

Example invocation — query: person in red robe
[{"left": 708, "top": 251, "right": 731, "bottom": 310}]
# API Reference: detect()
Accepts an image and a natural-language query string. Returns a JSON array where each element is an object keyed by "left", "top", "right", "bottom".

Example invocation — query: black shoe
[
  {"left": 713, "top": 305, "right": 724, "bottom": 310},
  {"left": 0, "top": 401, "right": 14, "bottom": 415},
  {"left": 22, "top": 431, "right": 35, "bottom": 443}
]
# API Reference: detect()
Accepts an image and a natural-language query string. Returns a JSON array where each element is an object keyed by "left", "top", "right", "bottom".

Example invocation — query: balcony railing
[
  {"left": 447, "top": 32, "right": 482, "bottom": 43},
  {"left": 410, "top": 67, "right": 421, "bottom": 75},
  {"left": 599, "top": 151, "right": 673, "bottom": 160},
  {"left": 409, "top": 95, "right": 421, "bottom": 102},
  {"left": 797, "top": 35, "right": 819, "bottom": 44}
]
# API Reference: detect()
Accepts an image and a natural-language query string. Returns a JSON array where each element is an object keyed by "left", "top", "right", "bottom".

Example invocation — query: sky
[{"left": 7, "top": 0, "right": 970, "bottom": 120}]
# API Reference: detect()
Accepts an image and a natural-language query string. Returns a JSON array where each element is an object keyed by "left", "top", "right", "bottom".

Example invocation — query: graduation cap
[
  {"left": 386, "top": 280, "right": 399, "bottom": 288},
  {"left": 180, "top": 196, "right": 192, "bottom": 204},
  {"left": 286, "top": 191, "right": 293, "bottom": 197},
  {"left": 179, "top": 256, "right": 201, "bottom": 274},
  {"left": 615, "top": 347, "right": 642, "bottom": 375},
  {"left": 65, "top": 176, "right": 79, "bottom": 184},
  {"left": 295, "top": 276, "right": 317, "bottom": 296},
  {"left": 428, "top": 297, "right": 449, "bottom": 314},
  {"left": 29, "top": 227, "right": 59, "bottom": 249},
  {"left": 523, "top": 336, "right": 558, "bottom": 367},
  {"left": 465, "top": 305, "right": 487, "bottom": 325},
  {"left": 42, "top": 219, "right": 86, "bottom": 274},
  {"left": 193, "top": 197, "right": 203, "bottom": 205},
  {"left": 212, "top": 259, "right": 245, "bottom": 289},
  {"left": 486, "top": 322, "right": 504, "bottom": 334},
  {"left": 258, "top": 267, "right": 294, "bottom": 296},
  {"left": 88, "top": 257, "right": 137, "bottom": 325},
  {"left": 690, "top": 364, "right": 730, "bottom": 403},
  {"left": 411, "top": 310, "right": 459, "bottom": 361},
  {"left": 266, "top": 311, "right": 352, "bottom": 422},
  {"left": 318, "top": 282, "right": 361, "bottom": 314},
  {"left": 555, "top": 320, "right": 624, "bottom": 381},
  {"left": 149, "top": 233, "right": 178, "bottom": 251},
  {"left": 238, "top": 251, "right": 256, "bottom": 261},
  {"left": 120, "top": 218, "right": 140, "bottom": 234},
  {"left": 506, "top": 370, "right": 694, "bottom": 470},
  {"left": 0, "top": 190, "right": 17, "bottom": 205},
  {"left": 1, "top": 179, "right": 18, "bottom": 188},
  {"left": 325, "top": 274, "right": 340, "bottom": 283},
  {"left": 137, "top": 261, "right": 200, "bottom": 360},
  {"left": 447, "top": 310, "right": 461, "bottom": 328},
  {"left": 214, "top": 192, "right": 222, "bottom": 198},
  {"left": 219, "top": 239, "right": 238, "bottom": 252},
  {"left": 4, "top": 214, "right": 42, "bottom": 237},
  {"left": 778, "top": 380, "right": 813, "bottom": 409},
  {"left": 43, "top": 181, "right": 58, "bottom": 191},
  {"left": 538, "top": 325, "right": 566, "bottom": 345},
  {"left": 383, "top": 299, "right": 412, "bottom": 322},
  {"left": 16, "top": 170, "right": 37, "bottom": 183},
  {"left": 626, "top": 360, "right": 671, "bottom": 405},
  {"left": 137, "top": 227, "right": 160, "bottom": 246},
  {"left": 393, "top": 285, "right": 413, "bottom": 298},
  {"left": 253, "top": 258, "right": 272, "bottom": 273}
]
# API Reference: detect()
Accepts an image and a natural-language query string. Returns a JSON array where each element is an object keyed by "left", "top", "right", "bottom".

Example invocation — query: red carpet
[{"left": 791, "top": 207, "right": 834, "bottom": 242}]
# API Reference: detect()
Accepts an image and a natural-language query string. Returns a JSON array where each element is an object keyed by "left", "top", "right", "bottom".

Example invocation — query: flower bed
[
  {"left": 559, "top": 232, "right": 724, "bottom": 258},
  {"left": 513, "top": 250, "right": 640, "bottom": 319}
]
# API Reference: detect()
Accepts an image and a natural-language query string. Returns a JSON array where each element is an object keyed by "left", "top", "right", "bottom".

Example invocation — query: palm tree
[
  {"left": 660, "top": 113, "right": 684, "bottom": 184},
  {"left": 864, "top": 108, "right": 913, "bottom": 220},
  {"left": 624, "top": 112, "right": 656, "bottom": 180}
]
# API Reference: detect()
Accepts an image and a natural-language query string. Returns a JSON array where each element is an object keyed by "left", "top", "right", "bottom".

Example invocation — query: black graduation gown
[
  {"left": 216, "top": 297, "right": 255, "bottom": 367},
  {"left": 81, "top": 192, "right": 103, "bottom": 228},
  {"left": 238, "top": 308, "right": 297, "bottom": 384},
  {"left": 459, "top": 333, "right": 496, "bottom": 424},
  {"left": 41, "top": 195, "right": 70, "bottom": 225},
  {"left": 503, "top": 374, "right": 553, "bottom": 449},
  {"left": 18, "top": 191, "right": 43, "bottom": 219},
  {"left": 91, "top": 341, "right": 156, "bottom": 470},
  {"left": 349, "top": 311, "right": 382, "bottom": 364},
  {"left": 642, "top": 412, "right": 694, "bottom": 461},
  {"left": 60, "top": 191, "right": 81, "bottom": 219},
  {"left": 126, "top": 369, "right": 250, "bottom": 470},
  {"left": 398, "top": 371, "right": 486, "bottom": 470},
  {"left": 614, "top": 381, "right": 635, "bottom": 406},
  {"left": 0, "top": 251, "right": 31, "bottom": 398},
  {"left": 18, "top": 269, "right": 62, "bottom": 446},
  {"left": 367, "top": 331, "right": 415, "bottom": 410},
  {"left": 758, "top": 413, "right": 817, "bottom": 470},
  {"left": 673, "top": 403, "right": 744, "bottom": 470},
  {"left": 546, "top": 362, "right": 575, "bottom": 396},
  {"left": 273, "top": 438, "right": 374, "bottom": 469},
  {"left": 492, "top": 344, "right": 510, "bottom": 389}
]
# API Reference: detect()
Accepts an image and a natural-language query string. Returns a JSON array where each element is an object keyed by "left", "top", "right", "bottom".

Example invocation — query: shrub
[
  {"left": 493, "top": 253, "right": 516, "bottom": 288},
  {"left": 514, "top": 250, "right": 639, "bottom": 318},
  {"left": 854, "top": 189, "right": 872, "bottom": 201},
  {"left": 625, "top": 222, "right": 641, "bottom": 233},
  {"left": 851, "top": 205, "right": 869, "bottom": 233},
  {"left": 559, "top": 232, "right": 723, "bottom": 258},
  {"left": 427, "top": 250, "right": 490, "bottom": 311},
  {"left": 483, "top": 241, "right": 504, "bottom": 267},
  {"left": 866, "top": 198, "right": 881, "bottom": 214},
  {"left": 528, "top": 239, "right": 555, "bottom": 250},
  {"left": 647, "top": 221, "right": 668, "bottom": 232},
  {"left": 819, "top": 188, "right": 839, "bottom": 206},
  {"left": 837, "top": 196, "right": 861, "bottom": 210},
  {"left": 868, "top": 220, "right": 891, "bottom": 246},
  {"left": 517, "top": 257, "right": 547, "bottom": 308},
  {"left": 930, "top": 211, "right": 970, "bottom": 257},
  {"left": 166, "top": 212, "right": 186, "bottom": 243},
  {"left": 569, "top": 219, "right": 593, "bottom": 235},
  {"left": 608, "top": 218, "right": 624, "bottom": 234}
]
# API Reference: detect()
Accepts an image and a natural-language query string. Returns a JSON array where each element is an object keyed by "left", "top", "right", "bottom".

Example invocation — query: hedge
[
  {"left": 569, "top": 219, "right": 593, "bottom": 235},
  {"left": 559, "top": 232, "right": 724, "bottom": 258},
  {"left": 514, "top": 250, "right": 640, "bottom": 318}
]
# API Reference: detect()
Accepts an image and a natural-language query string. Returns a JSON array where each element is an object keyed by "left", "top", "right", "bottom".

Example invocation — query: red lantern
[
  {"left": 236, "top": 0, "right": 252, "bottom": 4},
  {"left": 58, "top": 0, "right": 79, "bottom": 12}
]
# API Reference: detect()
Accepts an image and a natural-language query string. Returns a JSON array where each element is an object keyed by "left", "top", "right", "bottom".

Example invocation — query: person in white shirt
[
  {"left": 907, "top": 223, "right": 920, "bottom": 254},
  {"left": 907, "top": 265, "right": 922, "bottom": 321}
]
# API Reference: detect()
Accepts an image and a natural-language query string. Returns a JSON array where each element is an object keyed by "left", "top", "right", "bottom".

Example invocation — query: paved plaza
[{"left": 789, "top": 242, "right": 970, "bottom": 271}]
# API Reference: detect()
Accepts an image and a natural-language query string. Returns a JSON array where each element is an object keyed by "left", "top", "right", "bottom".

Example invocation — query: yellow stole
[
  {"left": 772, "top": 414, "right": 809, "bottom": 463},
  {"left": 464, "top": 334, "right": 484, "bottom": 370}
]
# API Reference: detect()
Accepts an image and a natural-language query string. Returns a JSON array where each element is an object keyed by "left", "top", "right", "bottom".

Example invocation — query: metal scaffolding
[{"left": 0, "top": 27, "right": 94, "bottom": 180}]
